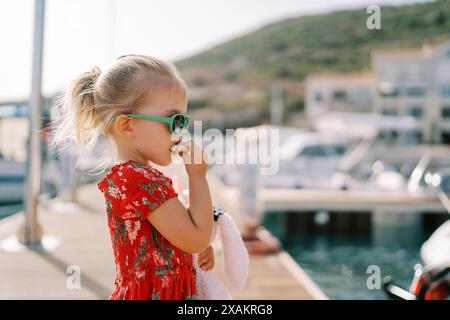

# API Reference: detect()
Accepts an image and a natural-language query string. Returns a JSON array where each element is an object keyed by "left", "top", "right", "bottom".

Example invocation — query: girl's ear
[{"left": 114, "top": 115, "right": 135, "bottom": 139}]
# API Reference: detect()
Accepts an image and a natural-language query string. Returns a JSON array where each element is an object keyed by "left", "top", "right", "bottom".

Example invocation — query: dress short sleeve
[{"left": 118, "top": 166, "right": 179, "bottom": 221}]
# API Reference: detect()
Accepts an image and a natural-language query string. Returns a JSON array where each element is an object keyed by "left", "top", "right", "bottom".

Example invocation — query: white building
[
  {"left": 305, "top": 73, "right": 375, "bottom": 123},
  {"left": 373, "top": 41, "right": 450, "bottom": 144},
  {"left": 305, "top": 40, "right": 450, "bottom": 145}
]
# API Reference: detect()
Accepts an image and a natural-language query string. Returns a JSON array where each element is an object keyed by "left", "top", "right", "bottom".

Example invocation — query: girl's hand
[
  {"left": 172, "top": 140, "right": 208, "bottom": 177},
  {"left": 198, "top": 244, "right": 215, "bottom": 271}
]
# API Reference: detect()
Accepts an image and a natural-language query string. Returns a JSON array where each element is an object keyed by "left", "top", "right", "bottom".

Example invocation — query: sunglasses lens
[
  {"left": 172, "top": 115, "right": 184, "bottom": 133},
  {"left": 183, "top": 116, "right": 190, "bottom": 127}
]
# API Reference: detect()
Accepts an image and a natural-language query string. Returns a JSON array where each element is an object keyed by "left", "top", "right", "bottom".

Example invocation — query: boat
[
  {"left": 383, "top": 168, "right": 450, "bottom": 300},
  {"left": 260, "top": 132, "right": 352, "bottom": 189},
  {"left": 0, "top": 153, "right": 25, "bottom": 203}
]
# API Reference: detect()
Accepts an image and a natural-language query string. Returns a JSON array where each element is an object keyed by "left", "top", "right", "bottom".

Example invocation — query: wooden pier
[{"left": 0, "top": 163, "right": 327, "bottom": 300}]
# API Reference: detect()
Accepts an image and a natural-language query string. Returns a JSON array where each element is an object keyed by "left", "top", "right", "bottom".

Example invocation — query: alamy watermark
[
  {"left": 366, "top": 265, "right": 382, "bottom": 290},
  {"left": 66, "top": 264, "right": 81, "bottom": 290},
  {"left": 367, "top": 5, "right": 381, "bottom": 30},
  {"left": 170, "top": 120, "right": 280, "bottom": 176},
  {"left": 339, "top": 264, "right": 383, "bottom": 290}
]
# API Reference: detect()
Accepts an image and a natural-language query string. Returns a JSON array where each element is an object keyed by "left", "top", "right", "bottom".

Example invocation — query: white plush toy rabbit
[{"left": 172, "top": 175, "right": 249, "bottom": 300}]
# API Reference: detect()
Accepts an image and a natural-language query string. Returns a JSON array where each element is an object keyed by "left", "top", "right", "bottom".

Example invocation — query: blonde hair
[{"left": 50, "top": 54, "right": 186, "bottom": 174}]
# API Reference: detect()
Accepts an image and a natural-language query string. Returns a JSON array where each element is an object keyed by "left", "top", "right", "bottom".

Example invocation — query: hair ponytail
[{"left": 50, "top": 66, "right": 103, "bottom": 154}]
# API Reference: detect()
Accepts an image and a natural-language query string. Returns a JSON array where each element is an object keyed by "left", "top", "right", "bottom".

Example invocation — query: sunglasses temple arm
[
  {"left": 124, "top": 114, "right": 174, "bottom": 124},
  {"left": 110, "top": 114, "right": 187, "bottom": 128}
]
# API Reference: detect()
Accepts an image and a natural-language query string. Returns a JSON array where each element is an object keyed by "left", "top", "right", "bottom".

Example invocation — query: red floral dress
[{"left": 97, "top": 159, "right": 197, "bottom": 300}]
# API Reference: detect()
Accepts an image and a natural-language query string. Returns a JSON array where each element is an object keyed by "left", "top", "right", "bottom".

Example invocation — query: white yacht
[{"left": 260, "top": 132, "right": 352, "bottom": 189}]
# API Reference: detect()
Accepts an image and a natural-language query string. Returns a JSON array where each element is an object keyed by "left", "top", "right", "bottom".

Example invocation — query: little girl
[{"left": 50, "top": 54, "right": 215, "bottom": 300}]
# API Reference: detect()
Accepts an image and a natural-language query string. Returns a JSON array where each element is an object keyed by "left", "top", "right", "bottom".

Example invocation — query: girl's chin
[{"left": 152, "top": 152, "right": 173, "bottom": 167}]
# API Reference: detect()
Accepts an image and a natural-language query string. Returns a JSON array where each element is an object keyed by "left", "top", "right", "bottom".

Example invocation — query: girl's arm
[{"left": 147, "top": 141, "right": 213, "bottom": 253}]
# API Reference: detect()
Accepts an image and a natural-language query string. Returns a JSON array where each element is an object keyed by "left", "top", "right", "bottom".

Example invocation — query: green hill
[{"left": 176, "top": 0, "right": 450, "bottom": 83}]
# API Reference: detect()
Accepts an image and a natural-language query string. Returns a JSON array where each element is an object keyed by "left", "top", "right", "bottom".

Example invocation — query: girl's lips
[
  {"left": 170, "top": 140, "right": 181, "bottom": 149},
  {"left": 170, "top": 139, "right": 183, "bottom": 150},
  {"left": 170, "top": 144, "right": 179, "bottom": 153},
  {"left": 170, "top": 143, "right": 189, "bottom": 155}
]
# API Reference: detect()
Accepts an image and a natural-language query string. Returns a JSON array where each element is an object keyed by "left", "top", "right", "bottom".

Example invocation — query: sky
[{"left": 0, "top": 0, "right": 432, "bottom": 100}]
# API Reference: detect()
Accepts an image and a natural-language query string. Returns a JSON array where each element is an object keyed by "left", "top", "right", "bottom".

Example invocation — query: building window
[
  {"left": 405, "top": 131, "right": 423, "bottom": 144},
  {"left": 440, "top": 85, "right": 450, "bottom": 97},
  {"left": 315, "top": 92, "right": 323, "bottom": 102},
  {"left": 405, "top": 87, "right": 426, "bottom": 97},
  {"left": 333, "top": 89, "right": 347, "bottom": 101},
  {"left": 298, "top": 145, "right": 327, "bottom": 157},
  {"left": 382, "top": 108, "right": 398, "bottom": 116},
  {"left": 406, "top": 106, "right": 424, "bottom": 119},
  {"left": 442, "top": 131, "right": 450, "bottom": 145},
  {"left": 442, "top": 106, "right": 450, "bottom": 118}
]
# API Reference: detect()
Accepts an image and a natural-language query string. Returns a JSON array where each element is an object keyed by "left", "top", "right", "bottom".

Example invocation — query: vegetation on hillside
[{"left": 175, "top": 0, "right": 450, "bottom": 128}]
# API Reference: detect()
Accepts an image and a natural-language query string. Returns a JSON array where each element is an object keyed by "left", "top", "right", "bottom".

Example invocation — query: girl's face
[{"left": 115, "top": 85, "right": 188, "bottom": 166}]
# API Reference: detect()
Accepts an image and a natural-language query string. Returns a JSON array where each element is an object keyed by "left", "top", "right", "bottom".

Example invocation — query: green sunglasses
[{"left": 112, "top": 113, "right": 191, "bottom": 134}]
